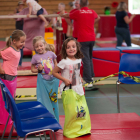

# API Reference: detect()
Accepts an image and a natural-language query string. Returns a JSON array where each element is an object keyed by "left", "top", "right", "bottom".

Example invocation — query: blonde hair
[
  {"left": 117, "top": 2, "right": 127, "bottom": 11},
  {"left": 33, "top": 36, "right": 46, "bottom": 46},
  {"left": 6, "top": 30, "right": 26, "bottom": 48},
  {"left": 33, "top": 36, "right": 55, "bottom": 53},
  {"left": 48, "top": 44, "right": 55, "bottom": 53}
]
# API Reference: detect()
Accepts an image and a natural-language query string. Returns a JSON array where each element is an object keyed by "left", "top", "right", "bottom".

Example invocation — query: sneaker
[
  {"left": 86, "top": 83, "right": 93, "bottom": 88},
  {"left": 92, "top": 77, "right": 94, "bottom": 81},
  {"left": 83, "top": 81, "right": 93, "bottom": 88}
]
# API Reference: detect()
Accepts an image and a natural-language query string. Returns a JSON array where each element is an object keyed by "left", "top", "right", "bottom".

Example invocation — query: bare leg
[{"left": 38, "top": 14, "right": 49, "bottom": 27}]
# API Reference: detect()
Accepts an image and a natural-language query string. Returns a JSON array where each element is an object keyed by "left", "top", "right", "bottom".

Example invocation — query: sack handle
[{"left": 63, "top": 84, "right": 72, "bottom": 91}]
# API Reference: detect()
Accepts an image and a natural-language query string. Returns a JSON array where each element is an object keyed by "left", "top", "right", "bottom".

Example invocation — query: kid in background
[
  {"left": 52, "top": 37, "right": 91, "bottom": 138},
  {"left": 31, "top": 36, "right": 59, "bottom": 122},
  {"left": 22, "top": 0, "right": 49, "bottom": 27},
  {"left": 0, "top": 30, "right": 26, "bottom": 124}
]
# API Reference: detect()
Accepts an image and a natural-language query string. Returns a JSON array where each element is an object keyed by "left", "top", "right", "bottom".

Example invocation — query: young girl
[
  {"left": 52, "top": 37, "right": 91, "bottom": 138},
  {"left": 31, "top": 36, "right": 59, "bottom": 122},
  {"left": 0, "top": 30, "right": 26, "bottom": 124},
  {"left": 53, "top": 37, "right": 84, "bottom": 95},
  {"left": 22, "top": 0, "right": 49, "bottom": 27}
]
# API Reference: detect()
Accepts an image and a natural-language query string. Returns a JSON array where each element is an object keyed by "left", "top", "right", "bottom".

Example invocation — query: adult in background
[
  {"left": 14, "top": 1, "right": 24, "bottom": 66},
  {"left": 68, "top": 1, "right": 74, "bottom": 10},
  {"left": 60, "top": 0, "right": 100, "bottom": 88},
  {"left": 16, "top": 6, "right": 50, "bottom": 50},
  {"left": 70, "top": 0, "right": 80, "bottom": 39},
  {"left": 57, "top": 3, "right": 71, "bottom": 40},
  {"left": 115, "top": 2, "right": 135, "bottom": 46}
]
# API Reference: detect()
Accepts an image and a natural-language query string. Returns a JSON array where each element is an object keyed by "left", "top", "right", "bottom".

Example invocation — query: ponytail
[{"left": 6, "top": 37, "right": 12, "bottom": 48}]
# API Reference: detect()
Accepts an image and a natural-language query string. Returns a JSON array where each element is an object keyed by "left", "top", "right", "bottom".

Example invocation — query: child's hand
[
  {"left": 27, "top": 14, "right": 30, "bottom": 18},
  {"left": 81, "top": 77, "right": 83, "bottom": 83},
  {"left": 64, "top": 79, "right": 71, "bottom": 86},
  {"left": 38, "top": 64, "right": 44, "bottom": 70},
  {"left": 0, "top": 68, "right": 5, "bottom": 74}
]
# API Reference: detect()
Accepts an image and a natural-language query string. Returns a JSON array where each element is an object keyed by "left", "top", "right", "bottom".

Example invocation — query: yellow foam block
[
  {"left": 32, "top": 51, "right": 36, "bottom": 56},
  {"left": 44, "top": 32, "right": 54, "bottom": 45}
]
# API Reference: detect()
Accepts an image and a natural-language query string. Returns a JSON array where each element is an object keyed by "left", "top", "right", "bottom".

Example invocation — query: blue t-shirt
[
  {"left": 31, "top": 51, "right": 57, "bottom": 80},
  {"left": 116, "top": 11, "right": 129, "bottom": 28}
]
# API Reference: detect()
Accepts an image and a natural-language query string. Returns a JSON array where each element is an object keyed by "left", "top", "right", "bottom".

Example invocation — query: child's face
[
  {"left": 13, "top": 36, "right": 26, "bottom": 50},
  {"left": 66, "top": 40, "right": 77, "bottom": 58},
  {"left": 34, "top": 40, "right": 46, "bottom": 54}
]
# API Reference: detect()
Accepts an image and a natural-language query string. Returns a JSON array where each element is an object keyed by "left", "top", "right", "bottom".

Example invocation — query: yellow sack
[{"left": 61, "top": 85, "right": 91, "bottom": 138}]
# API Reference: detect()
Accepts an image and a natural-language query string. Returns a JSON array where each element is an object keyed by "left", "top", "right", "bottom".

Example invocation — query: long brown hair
[
  {"left": 117, "top": 2, "right": 127, "bottom": 11},
  {"left": 6, "top": 30, "right": 26, "bottom": 48},
  {"left": 60, "top": 37, "right": 84, "bottom": 59}
]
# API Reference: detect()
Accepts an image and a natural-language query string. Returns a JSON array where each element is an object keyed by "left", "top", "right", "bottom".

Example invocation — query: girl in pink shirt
[{"left": 0, "top": 30, "right": 26, "bottom": 124}]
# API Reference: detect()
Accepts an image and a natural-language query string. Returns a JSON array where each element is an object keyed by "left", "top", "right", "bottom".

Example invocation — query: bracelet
[{"left": 38, "top": 69, "right": 42, "bottom": 73}]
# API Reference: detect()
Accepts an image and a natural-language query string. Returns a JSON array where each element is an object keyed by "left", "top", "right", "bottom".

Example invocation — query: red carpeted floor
[
  {"left": 18, "top": 62, "right": 31, "bottom": 70},
  {"left": 1, "top": 113, "right": 140, "bottom": 140}
]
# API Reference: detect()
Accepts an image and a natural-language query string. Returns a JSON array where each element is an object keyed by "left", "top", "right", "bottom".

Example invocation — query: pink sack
[{"left": 0, "top": 78, "right": 17, "bottom": 125}]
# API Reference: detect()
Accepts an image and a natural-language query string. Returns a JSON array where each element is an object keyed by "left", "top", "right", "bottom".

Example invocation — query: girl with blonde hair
[{"left": 31, "top": 36, "right": 59, "bottom": 122}]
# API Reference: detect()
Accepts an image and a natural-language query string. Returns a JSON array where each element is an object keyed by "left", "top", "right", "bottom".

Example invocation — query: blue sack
[{"left": 37, "top": 73, "right": 59, "bottom": 122}]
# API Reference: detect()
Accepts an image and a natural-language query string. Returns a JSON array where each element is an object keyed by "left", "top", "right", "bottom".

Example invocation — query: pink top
[{"left": 1, "top": 47, "right": 20, "bottom": 76}]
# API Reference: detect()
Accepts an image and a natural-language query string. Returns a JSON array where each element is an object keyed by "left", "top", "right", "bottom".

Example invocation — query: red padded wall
[
  {"left": 98, "top": 15, "right": 140, "bottom": 37},
  {"left": 92, "top": 58, "right": 119, "bottom": 77},
  {"left": 92, "top": 50, "right": 120, "bottom": 63}
]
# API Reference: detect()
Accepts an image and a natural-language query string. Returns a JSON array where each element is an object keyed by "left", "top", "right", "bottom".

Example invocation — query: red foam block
[
  {"left": 18, "top": 62, "right": 31, "bottom": 70},
  {"left": 96, "top": 43, "right": 116, "bottom": 48},
  {"left": 121, "top": 50, "right": 140, "bottom": 54},
  {"left": 96, "top": 43, "right": 126, "bottom": 48},
  {"left": 96, "top": 37, "right": 117, "bottom": 42},
  {"left": 23, "top": 48, "right": 32, "bottom": 56},
  {"left": 17, "top": 76, "right": 37, "bottom": 88},
  {"left": 92, "top": 50, "right": 120, "bottom": 63},
  {"left": 92, "top": 58, "right": 119, "bottom": 77},
  {"left": 1, "top": 113, "right": 140, "bottom": 139},
  {"left": 56, "top": 113, "right": 140, "bottom": 140}
]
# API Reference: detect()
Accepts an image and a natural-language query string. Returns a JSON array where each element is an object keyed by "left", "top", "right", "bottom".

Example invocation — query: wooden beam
[{"left": 0, "top": 14, "right": 60, "bottom": 19}]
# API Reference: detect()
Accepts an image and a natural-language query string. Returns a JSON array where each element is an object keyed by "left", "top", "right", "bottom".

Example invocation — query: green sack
[{"left": 61, "top": 85, "right": 91, "bottom": 138}]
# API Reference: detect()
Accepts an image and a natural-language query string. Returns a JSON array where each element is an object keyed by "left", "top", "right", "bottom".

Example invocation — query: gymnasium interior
[{"left": 0, "top": 0, "right": 140, "bottom": 139}]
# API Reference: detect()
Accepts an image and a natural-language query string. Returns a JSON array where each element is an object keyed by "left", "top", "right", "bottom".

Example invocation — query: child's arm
[
  {"left": 80, "top": 74, "right": 83, "bottom": 83},
  {"left": 0, "top": 52, "right": 5, "bottom": 74},
  {"left": 52, "top": 66, "right": 71, "bottom": 86},
  {"left": 0, "top": 65, "right": 5, "bottom": 74},
  {"left": 66, "top": 25, "right": 71, "bottom": 37},
  {"left": 53, "top": 59, "right": 57, "bottom": 67},
  {"left": 31, "top": 64, "right": 43, "bottom": 73},
  {"left": 27, "top": 2, "right": 32, "bottom": 17}
]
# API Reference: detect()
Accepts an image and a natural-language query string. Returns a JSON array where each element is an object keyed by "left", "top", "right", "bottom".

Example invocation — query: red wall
[{"left": 98, "top": 15, "right": 140, "bottom": 37}]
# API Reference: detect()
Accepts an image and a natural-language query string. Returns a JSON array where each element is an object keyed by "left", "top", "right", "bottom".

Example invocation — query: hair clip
[{"left": 10, "top": 36, "right": 12, "bottom": 38}]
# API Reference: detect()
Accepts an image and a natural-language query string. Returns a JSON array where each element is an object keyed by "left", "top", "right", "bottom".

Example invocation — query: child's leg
[
  {"left": 37, "top": 8, "right": 48, "bottom": 27},
  {"left": 38, "top": 14, "right": 49, "bottom": 27}
]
